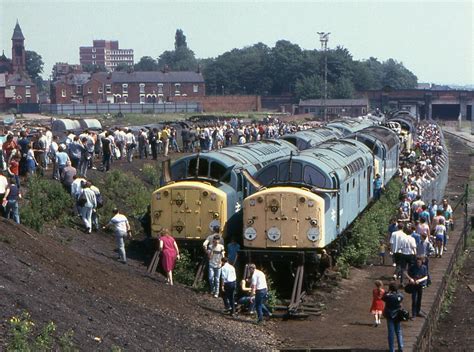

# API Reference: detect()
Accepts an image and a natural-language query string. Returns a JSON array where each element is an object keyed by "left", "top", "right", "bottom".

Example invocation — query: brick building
[
  {"left": 52, "top": 62, "right": 83, "bottom": 80},
  {"left": 51, "top": 73, "right": 91, "bottom": 104},
  {"left": 84, "top": 71, "right": 205, "bottom": 104},
  {"left": 51, "top": 70, "right": 205, "bottom": 104},
  {"left": 79, "top": 40, "right": 134, "bottom": 71},
  {"left": 0, "top": 21, "right": 38, "bottom": 110}
]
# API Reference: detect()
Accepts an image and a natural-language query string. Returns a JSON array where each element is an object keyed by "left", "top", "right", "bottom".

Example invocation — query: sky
[{"left": 0, "top": 0, "right": 472, "bottom": 86}]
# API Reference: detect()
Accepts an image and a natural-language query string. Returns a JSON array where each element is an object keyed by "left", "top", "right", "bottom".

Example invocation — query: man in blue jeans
[
  {"left": 405, "top": 257, "right": 428, "bottom": 319},
  {"left": 383, "top": 282, "right": 404, "bottom": 352},
  {"left": 220, "top": 257, "right": 236, "bottom": 315},
  {"left": 207, "top": 235, "right": 225, "bottom": 297},
  {"left": 249, "top": 264, "right": 271, "bottom": 324}
]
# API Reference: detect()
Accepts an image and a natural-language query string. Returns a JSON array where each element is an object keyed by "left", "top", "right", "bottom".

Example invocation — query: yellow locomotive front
[
  {"left": 151, "top": 181, "right": 227, "bottom": 240},
  {"left": 243, "top": 187, "right": 325, "bottom": 249}
]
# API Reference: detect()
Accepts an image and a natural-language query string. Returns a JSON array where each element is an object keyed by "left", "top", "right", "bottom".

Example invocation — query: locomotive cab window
[
  {"left": 172, "top": 161, "right": 187, "bottom": 180},
  {"left": 210, "top": 161, "right": 230, "bottom": 182},
  {"left": 346, "top": 184, "right": 349, "bottom": 193},
  {"left": 188, "top": 158, "right": 209, "bottom": 177}
]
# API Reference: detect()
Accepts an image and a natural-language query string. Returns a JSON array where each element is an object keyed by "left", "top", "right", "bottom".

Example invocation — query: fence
[{"left": 40, "top": 102, "right": 202, "bottom": 115}]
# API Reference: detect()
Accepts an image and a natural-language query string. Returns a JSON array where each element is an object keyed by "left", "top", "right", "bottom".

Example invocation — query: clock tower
[{"left": 11, "top": 20, "right": 26, "bottom": 73}]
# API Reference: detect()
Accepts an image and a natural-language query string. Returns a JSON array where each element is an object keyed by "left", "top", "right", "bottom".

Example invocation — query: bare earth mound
[{"left": 0, "top": 219, "right": 278, "bottom": 351}]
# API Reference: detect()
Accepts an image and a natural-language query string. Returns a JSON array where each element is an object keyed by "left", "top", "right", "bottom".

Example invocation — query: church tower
[{"left": 11, "top": 20, "right": 26, "bottom": 73}]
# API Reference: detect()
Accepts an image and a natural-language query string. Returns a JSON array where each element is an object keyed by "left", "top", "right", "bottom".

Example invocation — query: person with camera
[
  {"left": 404, "top": 257, "right": 428, "bottom": 319},
  {"left": 382, "top": 282, "right": 405, "bottom": 352}
]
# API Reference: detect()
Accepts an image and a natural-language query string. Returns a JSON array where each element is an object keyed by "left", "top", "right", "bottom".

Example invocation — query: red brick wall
[{"left": 172, "top": 95, "right": 261, "bottom": 113}]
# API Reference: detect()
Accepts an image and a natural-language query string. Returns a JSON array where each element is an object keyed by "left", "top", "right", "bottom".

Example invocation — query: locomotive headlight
[
  {"left": 244, "top": 227, "right": 257, "bottom": 241},
  {"left": 307, "top": 227, "right": 320, "bottom": 242},
  {"left": 163, "top": 190, "right": 169, "bottom": 197},
  {"left": 257, "top": 196, "right": 264, "bottom": 203},
  {"left": 203, "top": 191, "right": 209, "bottom": 197},
  {"left": 153, "top": 211, "right": 161, "bottom": 220},
  {"left": 249, "top": 199, "right": 256, "bottom": 206},
  {"left": 267, "top": 227, "right": 281, "bottom": 242},
  {"left": 310, "top": 219, "right": 318, "bottom": 226},
  {"left": 155, "top": 193, "right": 161, "bottom": 200},
  {"left": 213, "top": 212, "right": 220, "bottom": 219},
  {"left": 299, "top": 197, "right": 306, "bottom": 203},
  {"left": 210, "top": 193, "right": 217, "bottom": 201},
  {"left": 247, "top": 219, "right": 254, "bottom": 225}
]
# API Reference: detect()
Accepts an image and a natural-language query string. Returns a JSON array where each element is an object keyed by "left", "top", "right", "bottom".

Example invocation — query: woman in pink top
[{"left": 159, "top": 230, "right": 180, "bottom": 285}]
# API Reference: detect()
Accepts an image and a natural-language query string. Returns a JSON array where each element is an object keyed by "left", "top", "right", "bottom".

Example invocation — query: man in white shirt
[
  {"left": 249, "top": 264, "right": 270, "bottom": 324},
  {"left": 220, "top": 257, "right": 237, "bottom": 315},
  {"left": 390, "top": 223, "right": 405, "bottom": 282},
  {"left": 125, "top": 129, "right": 136, "bottom": 163},
  {"left": 0, "top": 172, "right": 9, "bottom": 217},
  {"left": 103, "top": 208, "right": 131, "bottom": 264},
  {"left": 207, "top": 235, "right": 225, "bottom": 297}
]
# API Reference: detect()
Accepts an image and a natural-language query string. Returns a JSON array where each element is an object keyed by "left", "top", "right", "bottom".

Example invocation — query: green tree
[
  {"left": 269, "top": 40, "right": 304, "bottom": 94},
  {"left": 25, "top": 50, "right": 43, "bottom": 80},
  {"left": 331, "top": 77, "right": 355, "bottom": 98},
  {"left": 134, "top": 56, "right": 159, "bottom": 71},
  {"left": 157, "top": 29, "right": 197, "bottom": 71},
  {"left": 115, "top": 62, "right": 131, "bottom": 72},
  {"left": 381, "top": 59, "right": 418, "bottom": 89},
  {"left": 82, "top": 63, "right": 106, "bottom": 73},
  {"left": 295, "top": 74, "right": 323, "bottom": 100}
]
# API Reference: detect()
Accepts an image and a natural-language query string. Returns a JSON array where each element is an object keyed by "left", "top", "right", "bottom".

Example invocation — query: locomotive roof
[
  {"left": 325, "top": 118, "right": 375, "bottom": 136},
  {"left": 254, "top": 139, "right": 373, "bottom": 188},
  {"left": 351, "top": 126, "right": 399, "bottom": 151},
  {"left": 280, "top": 127, "right": 342, "bottom": 150},
  {"left": 172, "top": 139, "right": 298, "bottom": 178}
]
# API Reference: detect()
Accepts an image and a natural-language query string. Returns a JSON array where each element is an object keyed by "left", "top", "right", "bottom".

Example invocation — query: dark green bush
[
  {"left": 337, "top": 178, "right": 402, "bottom": 278},
  {"left": 20, "top": 176, "right": 74, "bottom": 232},
  {"left": 142, "top": 164, "right": 161, "bottom": 188},
  {"left": 95, "top": 170, "right": 150, "bottom": 225},
  {"left": 173, "top": 249, "right": 199, "bottom": 286}
]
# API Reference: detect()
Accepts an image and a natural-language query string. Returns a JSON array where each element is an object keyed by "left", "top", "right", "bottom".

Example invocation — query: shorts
[{"left": 435, "top": 234, "right": 444, "bottom": 242}]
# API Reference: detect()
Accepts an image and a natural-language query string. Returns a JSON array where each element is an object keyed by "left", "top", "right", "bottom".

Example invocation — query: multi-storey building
[
  {"left": 79, "top": 40, "right": 134, "bottom": 71},
  {"left": 52, "top": 62, "right": 83, "bottom": 80}
]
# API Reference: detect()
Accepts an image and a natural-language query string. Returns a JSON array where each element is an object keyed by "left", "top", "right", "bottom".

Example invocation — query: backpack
[{"left": 77, "top": 191, "right": 87, "bottom": 207}]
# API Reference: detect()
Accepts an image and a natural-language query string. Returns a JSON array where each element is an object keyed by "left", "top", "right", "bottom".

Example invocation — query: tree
[
  {"left": 381, "top": 59, "right": 417, "bottom": 89},
  {"left": 157, "top": 29, "right": 197, "bottom": 71},
  {"left": 115, "top": 63, "right": 131, "bottom": 72},
  {"left": 82, "top": 64, "right": 106, "bottom": 73},
  {"left": 134, "top": 56, "right": 159, "bottom": 71},
  {"left": 295, "top": 75, "right": 323, "bottom": 100},
  {"left": 331, "top": 77, "right": 355, "bottom": 98},
  {"left": 25, "top": 50, "right": 43, "bottom": 80}
]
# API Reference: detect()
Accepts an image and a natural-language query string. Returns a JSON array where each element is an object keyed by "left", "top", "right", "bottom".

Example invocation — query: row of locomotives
[
  {"left": 150, "top": 139, "right": 299, "bottom": 250},
  {"left": 149, "top": 117, "right": 373, "bottom": 248},
  {"left": 241, "top": 128, "right": 400, "bottom": 315}
]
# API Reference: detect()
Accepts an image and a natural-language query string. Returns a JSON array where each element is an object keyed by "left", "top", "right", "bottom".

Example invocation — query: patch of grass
[
  {"left": 96, "top": 170, "right": 151, "bottom": 226},
  {"left": 142, "top": 163, "right": 162, "bottom": 188},
  {"left": 337, "top": 179, "right": 402, "bottom": 278}
]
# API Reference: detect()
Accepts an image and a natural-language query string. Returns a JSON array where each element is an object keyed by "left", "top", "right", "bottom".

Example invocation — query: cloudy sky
[{"left": 0, "top": 0, "right": 472, "bottom": 85}]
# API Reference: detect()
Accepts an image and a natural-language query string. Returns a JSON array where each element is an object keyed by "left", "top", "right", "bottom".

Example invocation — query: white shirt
[
  {"left": 71, "top": 178, "right": 85, "bottom": 197},
  {"left": 400, "top": 235, "right": 416, "bottom": 255},
  {"left": 251, "top": 269, "right": 267, "bottom": 290},
  {"left": 390, "top": 230, "right": 405, "bottom": 253},
  {"left": 108, "top": 213, "right": 129, "bottom": 234},
  {"left": 220, "top": 263, "right": 236, "bottom": 283},
  {"left": 0, "top": 175, "right": 8, "bottom": 193}
]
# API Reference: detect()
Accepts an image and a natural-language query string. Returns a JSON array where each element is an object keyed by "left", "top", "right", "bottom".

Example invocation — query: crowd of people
[{"left": 370, "top": 122, "right": 454, "bottom": 352}]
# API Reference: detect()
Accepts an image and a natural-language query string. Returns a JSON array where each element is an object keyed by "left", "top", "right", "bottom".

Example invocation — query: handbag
[
  {"left": 404, "top": 283, "right": 416, "bottom": 294},
  {"left": 396, "top": 308, "right": 410, "bottom": 322}
]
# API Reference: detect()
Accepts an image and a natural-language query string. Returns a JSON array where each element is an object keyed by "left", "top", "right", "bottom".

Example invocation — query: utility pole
[{"left": 318, "top": 32, "right": 330, "bottom": 122}]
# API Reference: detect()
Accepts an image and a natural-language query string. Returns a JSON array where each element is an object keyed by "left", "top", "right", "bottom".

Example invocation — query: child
[
  {"left": 379, "top": 240, "right": 386, "bottom": 266},
  {"left": 370, "top": 280, "right": 385, "bottom": 326}
]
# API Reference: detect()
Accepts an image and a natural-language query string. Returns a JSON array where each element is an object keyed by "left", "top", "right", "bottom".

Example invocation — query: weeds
[
  {"left": 142, "top": 163, "right": 162, "bottom": 188},
  {"left": 20, "top": 176, "right": 74, "bottom": 232},
  {"left": 337, "top": 179, "right": 402, "bottom": 278},
  {"left": 6, "top": 311, "right": 76, "bottom": 351},
  {"left": 173, "top": 249, "right": 200, "bottom": 287}
]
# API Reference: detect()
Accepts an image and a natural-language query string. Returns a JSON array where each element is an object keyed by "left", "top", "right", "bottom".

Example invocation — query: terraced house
[{"left": 51, "top": 70, "right": 205, "bottom": 104}]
